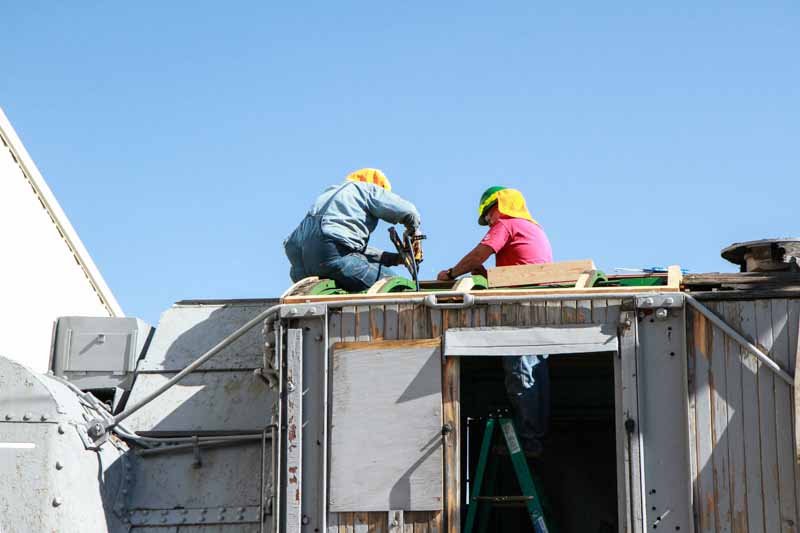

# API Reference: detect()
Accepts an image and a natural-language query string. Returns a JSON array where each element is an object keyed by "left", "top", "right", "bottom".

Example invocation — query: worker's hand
[
  {"left": 381, "top": 252, "right": 403, "bottom": 267},
  {"left": 437, "top": 269, "right": 453, "bottom": 281}
]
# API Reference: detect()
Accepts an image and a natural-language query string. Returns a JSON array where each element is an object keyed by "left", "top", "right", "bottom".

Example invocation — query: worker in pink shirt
[{"left": 437, "top": 186, "right": 552, "bottom": 454}]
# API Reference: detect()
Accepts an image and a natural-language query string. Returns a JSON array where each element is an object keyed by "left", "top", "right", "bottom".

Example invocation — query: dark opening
[{"left": 460, "top": 352, "right": 619, "bottom": 533}]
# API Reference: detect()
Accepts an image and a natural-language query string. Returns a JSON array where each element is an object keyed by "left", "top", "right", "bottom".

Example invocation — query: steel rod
[
  {"left": 685, "top": 295, "right": 793, "bottom": 385},
  {"left": 109, "top": 304, "right": 282, "bottom": 428}
]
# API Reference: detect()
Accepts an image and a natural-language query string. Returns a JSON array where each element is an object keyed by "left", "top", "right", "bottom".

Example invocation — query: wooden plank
[
  {"left": 429, "top": 309, "right": 442, "bottom": 338},
  {"left": 531, "top": 300, "right": 546, "bottom": 325},
  {"left": 330, "top": 310, "right": 343, "bottom": 346},
  {"left": 413, "top": 305, "right": 431, "bottom": 339},
  {"left": 770, "top": 299, "right": 798, "bottom": 532},
  {"left": 667, "top": 264, "right": 683, "bottom": 288},
  {"left": 738, "top": 301, "right": 766, "bottom": 533},
  {"left": 342, "top": 306, "right": 357, "bottom": 342},
  {"left": 577, "top": 299, "right": 592, "bottom": 323},
  {"left": 367, "top": 511, "right": 385, "bottom": 533},
  {"left": 442, "top": 336, "right": 460, "bottom": 533},
  {"left": 606, "top": 299, "right": 622, "bottom": 327},
  {"left": 561, "top": 299, "right": 578, "bottom": 324},
  {"left": 545, "top": 300, "right": 561, "bottom": 325},
  {"left": 388, "top": 510, "right": 404, "bottom": 533},
  {"left": 412, "top": 511, "right": 429, "bottom": 533},
  {"left": 329, "top": 344, "right": 443, "bottom": 512},
  {"left": 429, "top": 511, "right": 441, "bottom": 533},
  {"left": 281, "top": 284, "right": 680, "bottom": 304},
  {"left": 722, "top": 301, "right": 749, "bottom": 533},
  {"left": 518, "top": 301, "right": 533, "bottom": 326},
  {"left": 574, "top": 270, "right": 593, "bottom": 288},
  {"left": 357, "top": 305, "right": 371, "bottom": 342},
  {"left": 370, "top": 305, "right": 385, "bottom": 341},
  {"left": 334, "top": 339, "right": 442, "bottom": 351},
  {"left": 500, "top": 303, "right": 516, "bottom": 326},
  {"left": 399, "top": 304, "right": 415, "bottom": 340},
  {"left": 487, "top": 259, "right": 596, "bottom": 288},
  {"left": 354, "top": 512, "right": 369, "bottom": 533},
  {"left": 755, "top": 299, "right": 781, "bottom": 533},
  {"left": 385, "top": 304, "right": 399, "bottom": 341},
  {"left": 474, "top": 306, "right": 485, "bottom": 328},
  {"left": 788, "top": 299, "right": 800, "bottom": 533},
  {"left": 325, "top": 513, "right": 339, "bottom": 533},
  {"left": 328, "top": 511, "right": 340, "bottom": 533},
  {"left": 692, "top": 309, "right": 717, "bottom": 533},
  {"left": 708, "top": 302, "right": 732, "bottom": 531},
  {"left": 340, "top": 512, "right": 354, "bottom": 533},
  {"left": 487, "top": 304, "right": 501, "bottom": 327}
]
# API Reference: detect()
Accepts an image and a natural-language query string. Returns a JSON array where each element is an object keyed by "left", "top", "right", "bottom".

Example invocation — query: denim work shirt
[{"left": 290, "top": 181, "right": 421, "bottom": 255}]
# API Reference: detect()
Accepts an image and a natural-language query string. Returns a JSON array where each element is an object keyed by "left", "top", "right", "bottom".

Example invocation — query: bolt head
[
  {"left": 52, "top": 497, "right": 63, "bottom": 507},
  {"left": 55, "top": 461, "right": 64, "bottom": 470},
  {"left": 57, "top": 425, "right": 65, "bottom": 434},
  {"left": 655, "top": 308, "right": 669, "bottom": 320},
  {"left": 23, "top": 413, "right": 32, "bottom": 421},
  {"left": 40, "top": 414, "right": 48, "bottom": 421},
  {"left": 4, "top": 414, "right": 12, "bottom": 420}
]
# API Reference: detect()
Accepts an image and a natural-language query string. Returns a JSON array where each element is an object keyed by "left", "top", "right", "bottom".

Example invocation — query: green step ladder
[{"left": 464, "top": 417, "right": 553, "bottom": 533}]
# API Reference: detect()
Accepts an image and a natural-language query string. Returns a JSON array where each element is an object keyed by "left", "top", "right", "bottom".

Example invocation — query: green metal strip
[{"left": 464, "top": 418, "right": 496, "bottom": 533}]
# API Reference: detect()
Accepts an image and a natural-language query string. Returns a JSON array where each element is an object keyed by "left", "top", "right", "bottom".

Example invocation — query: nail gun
[{"left": 388, "top": 227, "right": 426, "bottom": 292}]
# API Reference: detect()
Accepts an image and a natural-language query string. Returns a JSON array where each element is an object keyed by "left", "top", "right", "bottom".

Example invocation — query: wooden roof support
[{"left": 667, "top": 265, "right": 683, "bottom": 289}]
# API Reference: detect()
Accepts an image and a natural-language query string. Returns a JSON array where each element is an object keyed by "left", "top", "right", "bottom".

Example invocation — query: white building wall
[{"left": 0, "top": 108, "right": 122, "bottom": 372}]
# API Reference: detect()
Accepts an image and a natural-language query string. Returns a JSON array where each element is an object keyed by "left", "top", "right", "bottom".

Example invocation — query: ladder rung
[{"left": 474, "top": 496, "right": 534, "bottom": 502}]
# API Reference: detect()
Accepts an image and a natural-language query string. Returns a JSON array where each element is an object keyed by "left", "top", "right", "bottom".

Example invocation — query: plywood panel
[
  {"left": 329, "top": 342, "right": 443, "bottom": 512},
  {"left": 487, "top": 259, "right": 595, "bottom": 288},
  {"left": 444, "top": 325, "right": 617, "bottom": 356}
]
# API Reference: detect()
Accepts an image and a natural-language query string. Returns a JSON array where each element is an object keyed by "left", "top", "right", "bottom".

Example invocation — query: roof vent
[{"left": 721, "top": 238, "right": 800, "bottom": 272}]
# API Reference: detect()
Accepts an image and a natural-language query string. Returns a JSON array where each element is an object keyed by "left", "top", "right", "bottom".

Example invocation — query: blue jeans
[
  {"left": 503, "top": 355, "right": 550, "bottom": 452},
  {"left": 285, "top": 218, "right": 396, "bottom": 292}
]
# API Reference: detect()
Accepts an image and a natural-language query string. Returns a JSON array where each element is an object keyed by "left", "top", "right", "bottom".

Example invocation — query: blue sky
[{"left": 2, "top": 3, "right": 798, "bottom": 325}]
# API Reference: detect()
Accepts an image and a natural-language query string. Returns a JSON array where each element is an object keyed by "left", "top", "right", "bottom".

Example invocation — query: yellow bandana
[{"left": 345, "top": 168, "right": 392, "bottom": 192}]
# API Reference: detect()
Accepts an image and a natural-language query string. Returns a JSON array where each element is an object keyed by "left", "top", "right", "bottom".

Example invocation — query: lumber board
[
  {"left": 281, "top": 284, "right": 679, "bottom": 303},
  {"left": 769, "top": 298, "right": 798, "bottom": 532},
  {"left": 708, "top": 302, "right": 732, "bottom": 531},
  {"left": 722, "top": 302, "right": 749, "bottom": 533},
  {"left": 755, "top": 299, "right": 780, "bottom": 533},
  {"left": 487, "top": 259, "right": 596, "bottom": 288},
  {"left": 738, "top": 301, "right": 766, "bottom": 532},
  {"left": 692, "top": 310, "right": 716, "bottom": 533}
]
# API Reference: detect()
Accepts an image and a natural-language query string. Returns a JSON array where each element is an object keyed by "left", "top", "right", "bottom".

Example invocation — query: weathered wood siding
[
  {"left": 687, "top": 299, "right": 800, "bottom": 533},
  {"left": 326, "top": 299, "right": 623, "bottom": 533}
]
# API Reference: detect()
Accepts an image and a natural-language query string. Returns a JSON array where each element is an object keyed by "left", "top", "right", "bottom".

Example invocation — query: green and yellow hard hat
[{"left": 477, "top": 186, "right": 537, "bottom": 226}]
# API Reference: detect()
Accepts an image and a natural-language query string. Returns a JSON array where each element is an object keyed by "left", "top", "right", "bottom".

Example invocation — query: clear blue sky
[{"left": 2, "top": 3, "right": 798, "bottom": 325}]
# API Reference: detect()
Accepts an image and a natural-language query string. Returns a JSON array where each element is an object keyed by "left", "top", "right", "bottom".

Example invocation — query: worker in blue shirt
[{"left": 284, "top": 168, "right": 422, "bottom": 292}]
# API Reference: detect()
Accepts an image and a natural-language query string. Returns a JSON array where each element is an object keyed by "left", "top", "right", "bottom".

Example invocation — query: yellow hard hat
[{"left": 477, "top": 186, "right": 537, "bottom": 226}]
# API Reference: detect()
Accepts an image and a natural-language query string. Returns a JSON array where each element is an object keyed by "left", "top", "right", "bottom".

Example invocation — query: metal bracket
[
  {"left": 635, "top": 293, "right": 684, "bottom": 309},
  {"left": 280, "top": 304, "right": 326, "bottom": 319},
  {"left": 125, "top": 505, "right": 261, "bottom": 526}
]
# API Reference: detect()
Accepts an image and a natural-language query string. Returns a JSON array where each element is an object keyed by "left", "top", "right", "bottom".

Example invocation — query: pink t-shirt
[{"left": 480, "top": 216, "right": 553, "bottom": 267}]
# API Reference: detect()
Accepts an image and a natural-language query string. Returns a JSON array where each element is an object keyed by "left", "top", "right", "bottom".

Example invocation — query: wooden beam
[
  {"left": 366, "top": 277, "right": 391, "bottom": 295},
  {"left": 667, "top": 265, "right": 683, "bottom": 289},
  {"left": 487, "top": 259, "right": 596, "bottom": 288},
  {"left": 574, "top": 270, "right": 596, "bottom": 289},
  {"left": 281, "top": 284, "right": 680, "bottom": 304}
]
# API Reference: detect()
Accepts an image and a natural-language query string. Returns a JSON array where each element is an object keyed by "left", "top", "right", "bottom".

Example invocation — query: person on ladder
[
  {"left": 437, "top": 186, "right": 553, "bottom": 455},
  {"left": 284, "top": 168, "right": 423, "bottom": 292}
]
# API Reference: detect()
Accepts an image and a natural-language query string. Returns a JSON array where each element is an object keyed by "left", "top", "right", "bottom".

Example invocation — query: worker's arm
[
  {"left": 365, "top": 187, "right": 421, "bottom": 233},
  {"left": 437, "top": 244, "right": 494, "bottom": 281}
]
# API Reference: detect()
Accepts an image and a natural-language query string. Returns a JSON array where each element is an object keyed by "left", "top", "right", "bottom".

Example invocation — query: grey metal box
[{"left": 51, "top": 316, "right": 152, "bottom": 390}]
